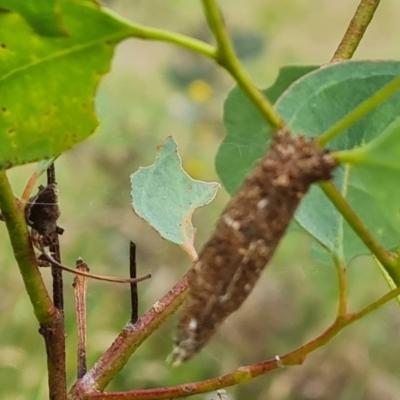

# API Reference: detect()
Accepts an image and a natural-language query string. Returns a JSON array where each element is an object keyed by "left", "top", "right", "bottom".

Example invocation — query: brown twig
[
  {"left": 69, "top": 276, "right": 189, "bottom": 396},
  {"left": 129, "top": 241, "right": 139, "bottom": 324},
  {"left": 78, "top": 284, "right": 400, "bottom": 400},
  {"left": 40, "top": 252, "right": 151, "bottom": 284},
  {"left": 40, "top": 315, "right": 68, "bottom": 400},
  {"left": 331, "top": 0, "right": 381, "bottom": 61},
  {"left": 41, "top": 162, "right": 67, "bottom": 399},
  {"left": 73, "top": 258, "right": 90, "bottom": 379},
  {"left": 47, "top": 164, "right": 64, "bottom": 311}
]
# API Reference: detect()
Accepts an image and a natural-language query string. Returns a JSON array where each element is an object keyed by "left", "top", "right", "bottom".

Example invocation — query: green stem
[
  {"left": 201, "top": 0, "right": 283, "bottom": 131},
  {"left": 0, "top": 170, "right": 56, "bottom": 325},
  {"left": 126, "top": 22, "right": 217, "bottom": 60},
  {"left": 318, "top": 76, "right": 400, "bottom": 147},
  {"left": 331, "top": 0, "right": 381, "bottom": 61},
  {"left": 348, "top": 284, "right": 400, "bottom": 320},
  {"left": 333, "top": 256, "right": 348, "bottom": 317},
  {"left": 318, "top": 181, "right": 400, "bottom": 284}
]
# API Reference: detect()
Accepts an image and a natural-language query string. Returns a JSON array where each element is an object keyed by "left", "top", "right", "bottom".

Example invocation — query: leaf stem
[
  {"left": 126, "top": 22, "right": 217, "bottom": 60},
  {"left": 200, "top": 0, "right": 283, "bottom": 131},
  {"left": 318, "top": 76, "right": 400, "bottom": 147},
  {"left": 318, "top": 181, "right": 400, "bottom": 284},
  {"left": 334, "top": 256, "right": 348, "bottom": 317},
  {"left": 81, "top": 285, "right": 400, "bottom": 400},
  {"left": 0, "top": 170, "right": 57, "bottom": 324},
  {"left": 331, "top": 0, "right": 381, "bottom": 62}
]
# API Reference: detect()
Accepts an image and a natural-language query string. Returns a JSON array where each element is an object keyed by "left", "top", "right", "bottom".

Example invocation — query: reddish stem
[
  {"left": 71, "top": 285, "right": 400, "bottom": 400},
  {"left": 70, "top": 276, "right": 188, "bottom": 397}
]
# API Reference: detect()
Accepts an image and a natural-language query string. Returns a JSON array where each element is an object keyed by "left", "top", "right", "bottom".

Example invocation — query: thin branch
[
  {"left": 126, "top": 23, "right": 217, "bottom": 60},
  {"left": 201, "top": 0, "right": 283, "bottom": 131},
  {"left": 129, "top": 241, "right": 139, "bottom": 324},
  {"left": 117, "top": 1, "right": 283, "bottom": 132},
  {"left": 40, "top": 315, "right": 68, "bottom": 400},
  {"left": 0, "top": 170, "right": 57, "bottom": 324},
  {"left": 45, "top": 163, "right": 67, "bottom": 399},
  {"left": 40, "top": 252, "right": 151, "bottom": 284},
  {"left": 331, "top": 0, "right": 381, "bottom": 62},
  {"left": 347, "top": 284, "right": 400, "bottom": 321},
  {"left": 47, "top": 163, "right": 64, "bottom": 311},
  {"left": 69, "top": 276, "right": 189, "bottom": 395},
  {"left": 82, "top": 285, "right": 400, "bottom": 400},
  {"left": 334, "top": 256, "right": 348, "bottom": 317},
  {"left": 318, "top": 181, "right": 400, "bottom": 284},
  {"left": 73, "top": 258, "right": 90, "bottom": 379}
]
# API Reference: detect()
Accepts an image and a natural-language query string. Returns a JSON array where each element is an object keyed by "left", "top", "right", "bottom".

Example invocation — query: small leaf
[
  {"left": 0, "top": 1, "right": 133, "bottom": 169},
  {"left": 130, "top": 137, "right": 219, "bottom": 258}
]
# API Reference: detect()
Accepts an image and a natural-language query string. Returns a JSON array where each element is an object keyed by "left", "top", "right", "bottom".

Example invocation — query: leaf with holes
[
  {"left": 0, "top": 0, "right": 133, "bottom": 170},
  {"left": 130, "top": 137, "right": 220, "bottom": 259}
]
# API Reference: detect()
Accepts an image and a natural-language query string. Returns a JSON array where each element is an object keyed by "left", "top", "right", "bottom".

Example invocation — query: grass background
[{"left": 1, "top": 1, "right": 400, "bottom": 399}]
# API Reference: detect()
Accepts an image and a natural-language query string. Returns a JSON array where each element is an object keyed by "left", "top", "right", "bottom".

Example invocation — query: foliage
[{"left": 1, "top": 1, "right": 400, "bottom": 399}]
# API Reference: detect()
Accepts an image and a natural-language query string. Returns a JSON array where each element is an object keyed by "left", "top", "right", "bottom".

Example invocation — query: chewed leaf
[
  {"left": 130, "top": 137, "right": 220, "bottom": 258},
  {"left": 0, "top": 1, "right": 132, "bottom": 169}
]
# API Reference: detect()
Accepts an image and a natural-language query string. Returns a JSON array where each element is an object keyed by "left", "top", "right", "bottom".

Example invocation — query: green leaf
[
  {"left": 218, "top": 60, "right": 400, "bottom": 262},
  {"left": 0, "top": 0, "right": 132, "bottom": 169},
  {"left": 0, "top": 0, "right": 67, "bottom": 37},
  {"left": 130, "top": 137, "right": 220, "bottom": 258},
  {"left": 334, "top": 116, "right": 400, "bottom": 237},
  {"left": 216, "top": 65, "right": 318, "bottom": 194}
]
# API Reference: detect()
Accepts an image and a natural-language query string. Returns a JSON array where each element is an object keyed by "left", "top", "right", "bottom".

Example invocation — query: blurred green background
[{"left": 2, "top": 1, "right": 400, "bottom": 399}]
